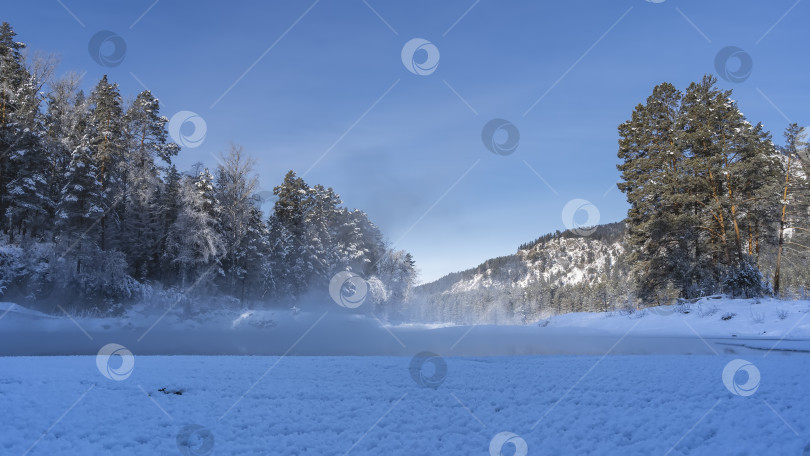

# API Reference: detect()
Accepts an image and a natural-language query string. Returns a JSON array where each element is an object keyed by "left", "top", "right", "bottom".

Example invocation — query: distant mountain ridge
[
  {"left": 407, "top": 222, "right": 632, "bottom": 324},
  {"left": 417, "top": 222, "right": 625, "bottom": 295}
]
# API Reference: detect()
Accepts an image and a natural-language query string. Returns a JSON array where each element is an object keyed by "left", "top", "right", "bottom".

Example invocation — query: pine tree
[
  {"left": 774, "top": 124, "right": 809, "bottom": 295},
  {"left": 268, "top": 170, "right": 314, "bottom": 296},
  {"left": 44, "top": 75, "right": 85, "bottom": 230},
  {"left": 56, "top": 139, "right": 104, "bottom": 274},
  {"left": 735, "top": 122, "right": 781, "bottom": 267},
  {"left": 157, "top": 164, "right": 182, "bottom": 282},
  {"left": 121, "top": 90, "right": 178, "bottom": 279},
  {"left": 618, "top": 75, "right": 784, "bottom": 302},
  {"left": 0, "top": 22, "right": 27, "bottom": 231},
  {"left": 351, "top": 210, "right": 386, "bottom": 277},
  {"left": 240, "top": 198, "right": 270, "bottom": 300},
  {"left": 3, "top": 79, "right": 50, "bottom": 241},
  {"left": 678, "top": 76, "right": 779, "bottom": 293},
  {"left": 617, "top": 82, "right": 692, "bottom": 302},
  {"left": 0, "top": 22, "right": 51, "bottom": 241},
  {"left": 304, "top": 184, "right": 343, "bottom": 282},
  {"left": 86, "top": 75, "right": 127, "bottom": 251}
]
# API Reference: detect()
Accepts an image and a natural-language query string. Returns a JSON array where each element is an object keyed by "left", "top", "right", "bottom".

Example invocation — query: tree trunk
[{"left": 774, "top": 154, "right": 793, "bottom": 296}]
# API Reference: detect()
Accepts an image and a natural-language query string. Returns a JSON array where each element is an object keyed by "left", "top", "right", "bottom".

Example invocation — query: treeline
[
  {"left": 0, "top": 23, "right": 416, "bottom": 312},
  {"left": 618, "top": 75, "right": 809, "bottom": 303},
  {"left": 517, "top": 222, "right": 626, "bottom": 252}
]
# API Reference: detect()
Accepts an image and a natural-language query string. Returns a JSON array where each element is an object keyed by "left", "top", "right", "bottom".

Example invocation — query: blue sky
[{"left": 5, "top": 0, "right": 808, "bottom": 282}]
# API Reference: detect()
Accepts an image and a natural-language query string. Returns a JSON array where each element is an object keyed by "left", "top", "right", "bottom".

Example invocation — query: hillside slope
[
  {"left": 409, "top": 220, "right": 810, "bottom": 325},
  {"left": 409, "top": 223, "right": 631, "bottom": 324}
]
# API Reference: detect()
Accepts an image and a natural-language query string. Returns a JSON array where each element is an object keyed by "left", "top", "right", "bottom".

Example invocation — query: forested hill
[
  {"left": 417, "top": 222, "right": 626, "bottom": 296},
  {"left": 408, "top": 222, "right": 630, "bottom": 324}
]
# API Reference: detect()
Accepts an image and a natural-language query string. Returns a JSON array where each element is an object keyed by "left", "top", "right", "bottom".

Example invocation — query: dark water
[{"left": 1, "top": 312, "right": 806, "bottom": 356}]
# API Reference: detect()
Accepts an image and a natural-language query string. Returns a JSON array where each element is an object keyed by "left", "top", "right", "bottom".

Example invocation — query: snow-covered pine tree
[
  {"left": 156, "top": 164, "right": 182, "bottom": 282},
  {"left": 86, "top": 75, "right": 127, "bottom": 251},
  {"left": 195, "top": 167, "right": 218, "bottom": 220},
  {"left": 0, "top": 22, "right": 52, "bottom": 242},
  {"left": 121, "top": 90, "right": 178, "bottom": 279},
  {"left": 3, "top": 77, "right": 50, "bottom": 241},
  {"left": 268, "top": 170, "right": 313, "bottom": 297},
  {"left": 0, "top": 22, "right": 27, "bottom": 233},
  {"left": 774, "top": 123, "right": 810, "bottom": 295},
  {"left": 619, "top": 75, "right": 782, "bottom": 303},
  {"left": 678, "top": 76, "right": 778, "bottom": 293},
  {"left": 266, "top": 212, "right": 292, "bottom": 297},
  {"left": 304, "top": 184, "right": 343, "bottom": 283},
  {"left": 349, "top": 209, "right": 386, "bottom": 278},
  {"left": 734, "top": 121, "right": 781, "bottom": 268},
  {"left": 56, "top": 135, "right": 104, "bottom": 274},
  {"left": 44, "top": 75, "right": 85, "bottom": 231},
  {"left": 240, "top": 195, "right": 270, "bottom": 300},
  {"left": 617, "top": 81, "right": 692, "bottom": 303}
]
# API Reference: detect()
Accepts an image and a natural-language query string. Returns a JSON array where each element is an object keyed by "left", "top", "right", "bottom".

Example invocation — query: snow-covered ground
[
  {"left": 2, "top": 297, "right": 810, "bottom": 455},
  {"left": 1, "top": 355, "right": 809, "bottom": 455},
  {"left": 545, "top": 296, "right": 810, "bottom": 339}
]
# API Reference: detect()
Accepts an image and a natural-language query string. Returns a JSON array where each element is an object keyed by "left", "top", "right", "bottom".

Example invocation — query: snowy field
[
  {"left": 2, "top": 355, "right": 809, "bottom": 455},
  {"left": 544, "top": 297, "right": 810, "bottom": 340},
  {"left": 3, "top": 297, "right": 810, "bottom": 455}
]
